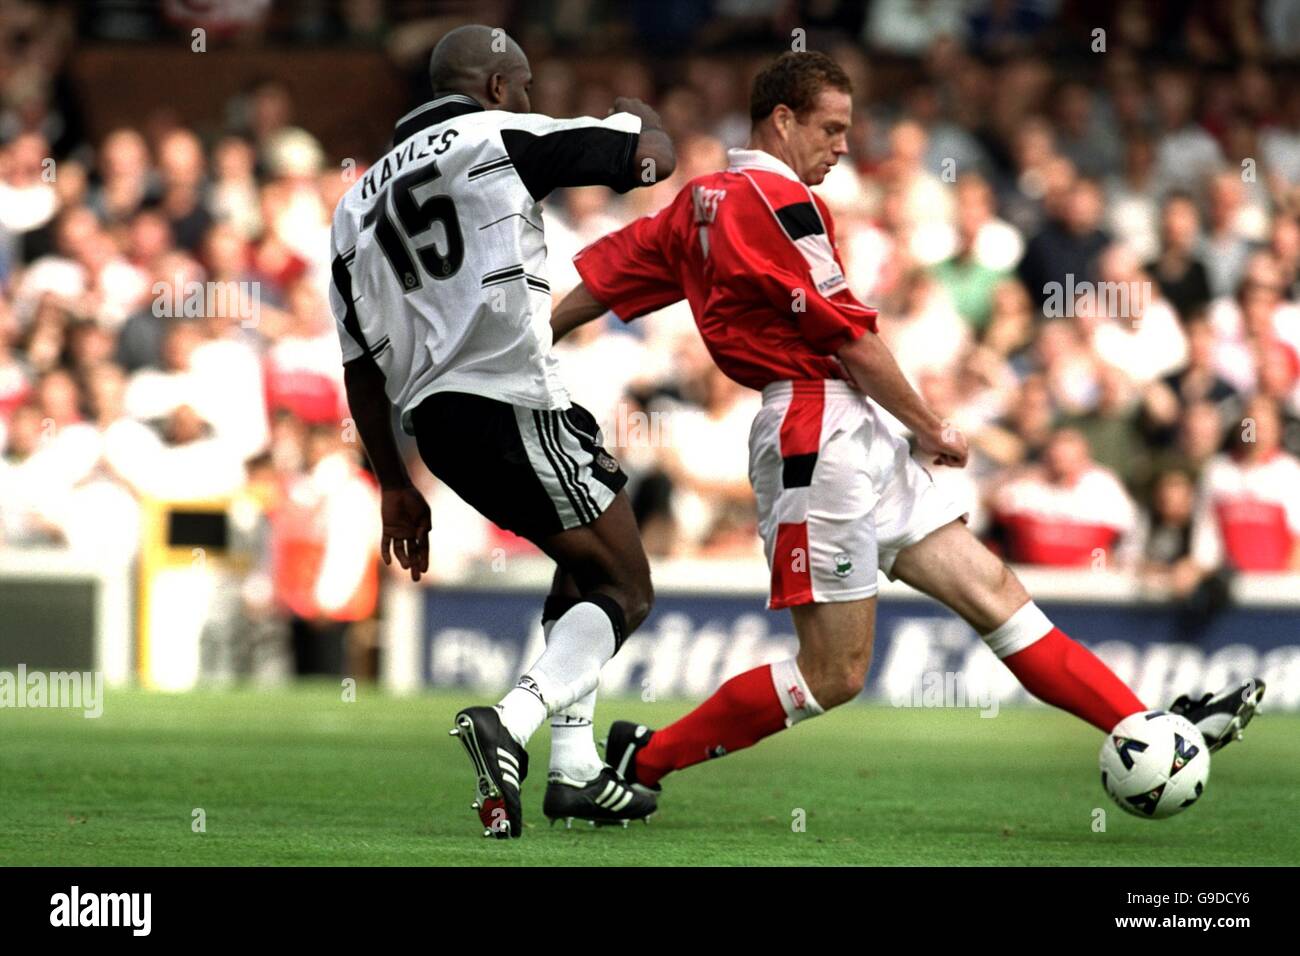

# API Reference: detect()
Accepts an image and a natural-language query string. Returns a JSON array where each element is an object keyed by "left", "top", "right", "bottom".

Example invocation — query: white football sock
[
  {"left": 981, "top": 601, "right": 1053, "bottom": 659},
  {"left": 496, "top": 683, "right": 548, "bottom": 749},
  {"left": 544, "top": 618, "right": 603, "bottom": 783},
  {"left": 496, "top": 601, "right": 617, "bottom": 747},
  {"left": 771, "top": 657, "right": 825, "bottom": 726},
  {"left": 549, "top": 709, "right": 603, "bottom": 783}
]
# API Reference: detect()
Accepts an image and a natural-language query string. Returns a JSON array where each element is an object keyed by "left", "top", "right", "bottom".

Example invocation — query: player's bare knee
[
  {"left": 802, "top": 654, "right": 869, "bottom": 709},
  {"left": 820, "top": 667, "right": 867, "bottom": 709}
]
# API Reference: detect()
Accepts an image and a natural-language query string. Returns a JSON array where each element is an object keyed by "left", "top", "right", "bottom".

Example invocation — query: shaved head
[{"left": 429, "top": 25, "right": 531, "bottom": 112}]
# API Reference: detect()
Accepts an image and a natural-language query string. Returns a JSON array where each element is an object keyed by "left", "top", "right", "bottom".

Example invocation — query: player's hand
[
  {"left": 917, "top": 421, "right": 969, "bottom": 469},
  {"left": 380, "top": 485, "right": 431, "bottom": 582},
  {"left": 611, "top": 96, "right": 664, "bottom": 130}
]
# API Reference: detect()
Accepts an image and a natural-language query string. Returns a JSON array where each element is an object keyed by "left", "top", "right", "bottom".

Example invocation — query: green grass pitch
[{"left": 2, "top": 684, "right": 1296, "bottom": 866}]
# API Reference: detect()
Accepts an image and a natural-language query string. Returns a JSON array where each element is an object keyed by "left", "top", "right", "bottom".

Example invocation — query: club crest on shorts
[
  {"left": 595, "top": 451, "right": 619, "bottom": 473},
  {"left": 833, "top": 552, "right": 853, "bottom": 577}
]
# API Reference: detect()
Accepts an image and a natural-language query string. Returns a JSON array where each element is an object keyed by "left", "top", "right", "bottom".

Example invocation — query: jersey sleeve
[
  {"left": 500, "top": 112, "right": 644, "bottom": 200},
  {"left": 706, "top": 194, "right": 875, "bottom": 355},
  {"left": 573, "top": 203, "right": 684, "bottom": 321},
  {"left": 328, "top": 226, "right": 366, "bottom": 365}
]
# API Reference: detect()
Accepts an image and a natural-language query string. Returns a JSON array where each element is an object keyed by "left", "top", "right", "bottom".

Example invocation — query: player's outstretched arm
[
  {"left": 551, "top": 282, "right": 608, "bottom": 343},
  {"left": 343, "top": 354, "right": 430, "bottom": 581},
  {"left": 837, "top": 330, "right": 969, "bottom": 468}
]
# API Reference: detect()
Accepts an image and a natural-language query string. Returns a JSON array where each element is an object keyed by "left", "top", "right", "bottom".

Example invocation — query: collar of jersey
[
  {"left": 726, "top": 147, "right": 801, "bottom": 183},
  {"left": 392, "top": 93, "right": 484, "bottom": 145}
]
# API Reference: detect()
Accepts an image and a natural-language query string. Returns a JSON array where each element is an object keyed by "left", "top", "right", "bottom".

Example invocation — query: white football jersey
[{"left": 329, "top": 94, "right": 643, "bottom": 432}]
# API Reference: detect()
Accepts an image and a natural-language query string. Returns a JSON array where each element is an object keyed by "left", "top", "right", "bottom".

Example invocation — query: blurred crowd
[{"left": 2, "top": 1, "right": 1300, "bottom": 640}]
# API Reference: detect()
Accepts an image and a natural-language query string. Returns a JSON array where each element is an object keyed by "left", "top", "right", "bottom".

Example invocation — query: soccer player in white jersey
[{"left": 328, "top": 25, "right": 675, "bottom": 838}]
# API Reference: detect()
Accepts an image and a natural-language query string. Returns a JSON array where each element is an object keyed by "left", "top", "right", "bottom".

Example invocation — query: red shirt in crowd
[
  {"left": 1193, "top": 449, "right": 1300, "bottom": 572},
  {"left": 992, "top": 466, "right": 1139, "bottom": 567}
]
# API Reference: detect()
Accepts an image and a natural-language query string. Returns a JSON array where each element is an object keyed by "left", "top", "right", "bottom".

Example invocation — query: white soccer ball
[{"left": 1099, "top": 710, "right": 1211, "bottom": 819}]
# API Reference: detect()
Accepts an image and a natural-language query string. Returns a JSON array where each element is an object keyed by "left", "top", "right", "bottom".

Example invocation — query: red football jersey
[
  {"left": 1193, "top": 449, "right": 1300, "bottom": 572},
  {"left": 573, "top": 148, "right": 878, "bottom": 391}
]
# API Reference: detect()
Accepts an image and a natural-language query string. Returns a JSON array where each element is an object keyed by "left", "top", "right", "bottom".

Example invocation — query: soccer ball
[{"left": 1099, "top": 710, "right": 1210, "bottom": 819}]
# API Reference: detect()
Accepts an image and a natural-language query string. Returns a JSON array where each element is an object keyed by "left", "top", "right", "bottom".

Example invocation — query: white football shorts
[{"left": 749, "top": 379, "right": 969, "bottom": 609}]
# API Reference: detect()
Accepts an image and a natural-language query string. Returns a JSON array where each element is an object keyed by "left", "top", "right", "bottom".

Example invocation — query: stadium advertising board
[{"left": 415, "top": 585, "right": 1300, "bottom": 712}]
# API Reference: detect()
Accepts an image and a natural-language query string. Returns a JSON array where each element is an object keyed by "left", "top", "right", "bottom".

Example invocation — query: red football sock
[
  {"left": 635, "top": 664, "right": 790, "bottom": 787},
  {"left": 1002, "top": 626, "right": 1145, "bottom": 732}
]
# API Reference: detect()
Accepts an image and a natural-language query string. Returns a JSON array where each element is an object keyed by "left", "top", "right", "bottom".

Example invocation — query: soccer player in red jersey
[{"left": 550, "top": 52, "right": 1263, "bottom": 801}]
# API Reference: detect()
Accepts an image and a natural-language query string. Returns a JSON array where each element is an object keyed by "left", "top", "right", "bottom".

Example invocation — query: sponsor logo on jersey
[
  {"left": 810, "top": 259, "right": 847, "bottom": 296},
  {"left": 692, "top": 186, "right": 726, "bottom": 225}
]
